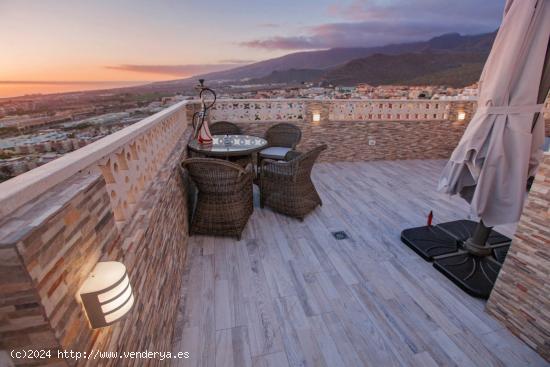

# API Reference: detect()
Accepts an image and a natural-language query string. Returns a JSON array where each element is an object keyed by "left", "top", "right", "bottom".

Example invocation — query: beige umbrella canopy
[{"left": 438, "top": 0, "right": 550, "bottom": 226}]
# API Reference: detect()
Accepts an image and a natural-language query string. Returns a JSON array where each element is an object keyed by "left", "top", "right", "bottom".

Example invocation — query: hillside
[
  {"left": 322, "top": 51, "right": 488, "bottom": 87},
  {"left": 402, "top": 63, "right": 485, "bottom": 86},
  {"left": 246, "top": 69, "right": 326, "bottom": 84},
  {"left": 235, "top": 50, "right": 488, "bottom": 88},
  {"left": 127, "top": 31, "right": 496, "bottom": 94},
  {"left": 197, "top": 31, "right": 496, "bottom": 83}
]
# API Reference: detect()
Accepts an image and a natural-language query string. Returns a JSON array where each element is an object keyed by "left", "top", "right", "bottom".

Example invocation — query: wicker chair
[
  {"left": 260, "top": 123, "right": 301, "bottom": 157},
  {"left": 182, "top": 158, "right": 254, "bottom": 240},
  {"left": 209, "top": 121, "right": 242, "bottom": 135},
  {"left": 260, "top": 145, "right": 326, "bottom": 220},
  {"left": 258, "top": 123, "right": 302, "bottom": 174}
]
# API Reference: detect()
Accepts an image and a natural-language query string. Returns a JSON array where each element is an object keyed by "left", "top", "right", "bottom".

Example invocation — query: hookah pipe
[{"left": 192, "top": 79, "right": 216, "bottom": 144}]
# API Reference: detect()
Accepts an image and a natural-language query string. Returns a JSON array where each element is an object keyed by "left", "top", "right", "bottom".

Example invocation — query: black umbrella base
[
  {"left": 493, "top": 245, "right": 510, "bottom": 263},
  {"left": 436, "top": 220, "right": 511, "bottom": 245},
  {"left": 433, "top": 248, "right": 509, "bottom": 299},
  {"left": 400, "top": 220, "right": 511, "bottom": 261},
  {"left": 400, "top": 220, "right": 512, "bottom": 298},
  {"left": 401, "top": 225, "right": 458, "bottom": 260}
]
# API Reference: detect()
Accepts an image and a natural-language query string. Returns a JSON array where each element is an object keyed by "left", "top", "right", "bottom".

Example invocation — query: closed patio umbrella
[
  {"left": 438, "top": 0, "right": 550, "bottom": 227},
  {"left": 401, "top": 0, "right": 550, "bottom": 299}
]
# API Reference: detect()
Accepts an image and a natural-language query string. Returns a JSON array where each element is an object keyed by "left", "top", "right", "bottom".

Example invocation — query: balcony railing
[
  {"left": 328, "top": 99, "right": 452, "bottom": 121},
  {"left": 210, "top": 98, "right": 470, "bottom": 122},
  {"left": 210, "top": 99, "right": 307, "bottom": 122},
  {"left": 0, "top": 100, "right": 190, "bottom": 225}
]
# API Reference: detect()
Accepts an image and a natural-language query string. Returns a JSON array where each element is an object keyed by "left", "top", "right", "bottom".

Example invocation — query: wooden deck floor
[{"left": 171, "top": 160, "right": 548, "bottom": 367}]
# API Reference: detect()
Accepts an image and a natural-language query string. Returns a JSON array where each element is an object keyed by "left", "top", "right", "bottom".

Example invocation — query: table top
[{"left": 187, "top": 135, "right": 268, "bottom": 157}]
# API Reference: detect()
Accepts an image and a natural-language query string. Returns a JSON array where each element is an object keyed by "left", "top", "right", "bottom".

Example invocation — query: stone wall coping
[{"left": 0, "top": 100, "right": 189, "bottom": 220}]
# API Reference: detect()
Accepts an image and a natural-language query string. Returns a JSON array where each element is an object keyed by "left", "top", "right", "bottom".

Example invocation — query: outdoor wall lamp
[
  {"left": 457, "top": 111, "right": 466, "bottom": 121},
  {"left": 312, "top": 112, "right": 321, "bottom": 123},
  {"left": 79, "top": 261, "right": 134, "bottom": 329}
]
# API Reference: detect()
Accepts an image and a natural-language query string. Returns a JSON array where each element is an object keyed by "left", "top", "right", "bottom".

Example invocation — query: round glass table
[{"left": 187, "top": 135, "right": 268, "bottom": 158}]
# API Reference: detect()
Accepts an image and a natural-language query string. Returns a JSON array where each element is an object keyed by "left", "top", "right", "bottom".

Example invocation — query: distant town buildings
[
  {"left": 0, "top": 93, "right": 186, "bottom": 181},
  {"left": 217, "top": 83, "right": 479, "bottom": 101}
]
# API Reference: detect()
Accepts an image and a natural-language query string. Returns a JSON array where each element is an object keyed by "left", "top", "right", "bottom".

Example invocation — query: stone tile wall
[
  {"left": 0, "top": 242, "right": 61, "bottom": 366},
  {"left": 87, "top": 129, "right": 192, "bottom": 367},
  {"left": 231, "top": 119, "right": 468, "bottom": 162},
  {"left": 196, "top": 99, "right": 471, "bottom": 162},
  {"left": 208, "top": 99, "right": 549, "bottom": 162},
  {"left": 0, "top": 128, "right": 192, "bottom": 366},
  {"left": 487, "top": 152, "right": 550, "bottom": 362},
  {"left": 0, "top": 172, "right": 114, "bottom": 366},
  {"left": 206, "top": 99, "right": 549, "bottom": 163}
]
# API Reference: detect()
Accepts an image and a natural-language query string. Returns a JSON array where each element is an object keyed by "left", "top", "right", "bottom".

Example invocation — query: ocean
[{"left": 0, "top": 81, "right": 150, "bottom": 99}]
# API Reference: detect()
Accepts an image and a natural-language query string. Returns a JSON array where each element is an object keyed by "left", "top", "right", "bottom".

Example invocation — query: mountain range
[{"left": 165, "top": 31, "right": 493, "bottom": 90}]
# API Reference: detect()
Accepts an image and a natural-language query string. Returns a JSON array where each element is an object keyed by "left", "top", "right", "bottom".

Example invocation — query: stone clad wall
[
  {"left": 487, "top": 152, "right": 550, "bottom": 362},
  {"left": 89, "top": 129, "right": 192, "bottom": 367},
  {"left": 0, "top": 128, "right": 192, "bottom": 366},
  {"left": 203, "top": 99, "right": 472, "bottom": 162},
  {"left": 231, "top": 119, "right": 468, "bottom": 162},
  {"left": 0, "top": 172, "right": 117, "bottom": 366},
  {"left": 0, "top": 240, "right": 60, "bottom": 365}
]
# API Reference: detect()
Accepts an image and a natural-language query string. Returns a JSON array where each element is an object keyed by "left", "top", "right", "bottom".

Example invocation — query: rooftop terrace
[
  {"left": 172, "top": 159, "right": 548, "bottom": 367},
  {"left": 1, "top": 99, "right": 549, "bottom": 366}
]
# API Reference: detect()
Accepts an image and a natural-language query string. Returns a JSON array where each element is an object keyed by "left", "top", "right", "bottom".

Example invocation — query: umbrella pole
[{"left": 463, "top": 220, "right": 493, "bottom": 256}]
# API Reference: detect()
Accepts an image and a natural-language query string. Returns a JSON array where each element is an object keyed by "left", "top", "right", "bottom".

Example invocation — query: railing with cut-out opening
[
  {"left": 328, "top": 100, "right": 452, "bottom": 121},
  {"left": 210, "top": 100, "right": 306, "bottom": 122},
  {"left": 93, "top": 105, "right": 188, "bottom": 225},
  {"left": 207, "top": 99, "right": 462, "bottom": 123},
  {"left": 0, "top": 101, "right": 190, "bottom": 226}
]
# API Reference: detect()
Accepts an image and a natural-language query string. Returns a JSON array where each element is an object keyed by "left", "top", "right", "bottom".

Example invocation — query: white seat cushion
[{"left": 259, "top": 147, "right": 292, "bottom": 159}]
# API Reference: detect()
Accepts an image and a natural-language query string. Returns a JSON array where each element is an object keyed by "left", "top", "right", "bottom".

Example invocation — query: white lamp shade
[
  {"left": 457, "top": 111, "right": 466, "bottom": 120},
  {"left": 79, "top": 261, "right": 134, "bottom": 329},
  {"left": 312, "top": 113, "right": 321, "bottom": 122}
]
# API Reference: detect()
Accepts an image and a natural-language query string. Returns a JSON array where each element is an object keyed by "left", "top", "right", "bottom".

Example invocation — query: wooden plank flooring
[{"left": 171, "top": 159, "right": 548, "bottom": 367}]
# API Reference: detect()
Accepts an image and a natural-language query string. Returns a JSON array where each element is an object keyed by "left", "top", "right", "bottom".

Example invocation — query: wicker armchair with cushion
[
  {"left": 258, "top": 123, "right": 302, "bottom": 168},
  {"left": 260, "top": 144, "right": 327, "bottom": 220},
  {"left": 209, "top": 121, "right": 242, "bottom": 135},
  {"left": 182, "top": 158, "right": 253, "bottom": 240}
]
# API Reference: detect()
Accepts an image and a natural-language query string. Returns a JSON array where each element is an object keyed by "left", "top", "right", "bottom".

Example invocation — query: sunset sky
[{"left": 0, "top": 0, "right": 504, "bottom": 96}]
